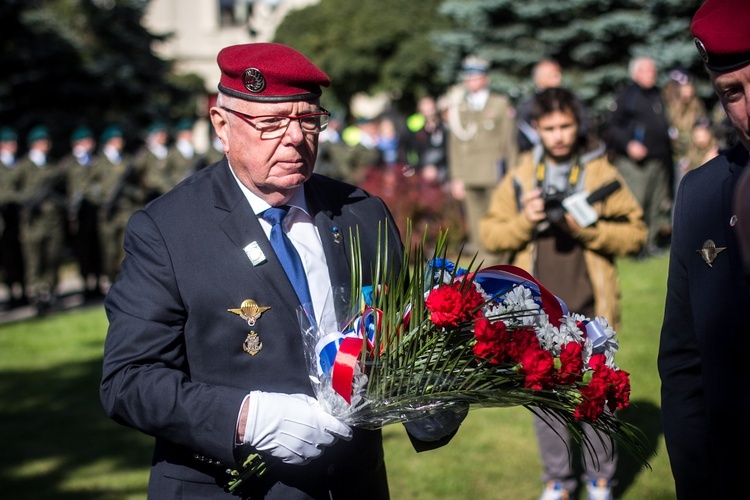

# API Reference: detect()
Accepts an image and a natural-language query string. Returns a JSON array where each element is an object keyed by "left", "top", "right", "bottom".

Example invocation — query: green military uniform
[
  {"left": 135, "top": 122, "right": 172, "bottom": 204},
  {"left": 16, "top": 126, "right": 67, "bottom": 312},
  {"left": 204, "top": 134, "right": 225, "bottom": 166},
  {"left": 166, "top": 119, "right": 205, "bottom": 184},
  {"left": 446, "top": 58, "right": 518, "bottom": 266},
  {"left": 90, "top": 125, "right": 140, "bottom": 285},
  {"left": 0, "top": 127, "right": 28, "bottom": 307},
  {"left": 60, "top": 126, "right": 103, "bottom": 299}
]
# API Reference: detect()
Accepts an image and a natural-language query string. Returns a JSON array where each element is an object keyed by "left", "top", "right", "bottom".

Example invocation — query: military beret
[
  {"left": 691, "top": 0, "right": 750, "bottom": 72},
  {"left": 147, "top": 122, "right": 167, "bottom": 135},
  {"left": 174, "top": 118, "right": 194, "bottom": 133},
  {"left": 217, "top": 43, "right": 330, "bottom": 102},
  {"left": 0, "top": 127, "right": 17, "bottom": 142},
  {"left": 460, "top": 56, "right": 490, "bottom": 78},
  {"left": 27, "top": 125, "right": 50, "bottom": 144},
  {"left": 71, "top": 125, "right": 94, "bottom": 142},
  {"left": 100, "top": 125, "right": 123, "bottom": 143}
]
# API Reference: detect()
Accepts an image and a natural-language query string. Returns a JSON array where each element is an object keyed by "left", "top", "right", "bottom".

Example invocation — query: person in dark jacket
[
  {"left": 606, "top": 56, "right": 674, "bottom": 258},
  {"left": 658, "top": 0, "right": 750, "bottom": 498},
  {"left": 100, "top": 42, "right": 465, "bottom": 499}
]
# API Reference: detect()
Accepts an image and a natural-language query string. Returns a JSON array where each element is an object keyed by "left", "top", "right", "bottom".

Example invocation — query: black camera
[{"left": 542, "top": 190, "right": 567, "bottom": 224}]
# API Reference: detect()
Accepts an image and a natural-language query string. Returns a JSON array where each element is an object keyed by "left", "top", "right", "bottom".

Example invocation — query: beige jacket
[
  {"left": 447, "top": 91, "right": 518, "bottom": 188},
  {"left": 479, "top": 149, "right": 647, "bottom": 329}
]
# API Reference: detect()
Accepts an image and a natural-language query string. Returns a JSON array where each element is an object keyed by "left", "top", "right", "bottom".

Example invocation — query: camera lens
[{"left": 543, "top": 192, "right": 566, "bottom": 223}]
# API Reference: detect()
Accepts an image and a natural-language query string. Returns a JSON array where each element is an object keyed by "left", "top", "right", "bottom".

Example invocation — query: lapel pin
[
  {"left": 697, "top": 239, "right": 726, "bottom": 267},
  {"left": 332, "top": 226, "right": 343, "bottom": 244},
  {"left": 244, "top": 241, "right": 266, "bottom": 266},
  {"left": 228, "top": 299, "right": 271, "bottom": 355}
]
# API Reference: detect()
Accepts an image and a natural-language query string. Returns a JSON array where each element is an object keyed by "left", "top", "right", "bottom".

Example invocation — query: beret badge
[
  {"left": 694, "top": 37, "right": 709, "bottom": 64},
  {"left": 242, "top": 68, "right": 266, "bottom": 93}
]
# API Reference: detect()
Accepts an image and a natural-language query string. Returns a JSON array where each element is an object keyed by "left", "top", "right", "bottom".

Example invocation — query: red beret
[
  {"left": 217, "top": 43, "right": 330, "bottom": 102},
  {"left": 691, "top": 0, "right": 750, "bottom": 72}
]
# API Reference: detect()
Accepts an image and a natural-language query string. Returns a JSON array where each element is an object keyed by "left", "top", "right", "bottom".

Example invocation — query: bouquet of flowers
[
  {"left": 227, "top": 224, "right": 649, "bottom": 491},
  {"left": 300, "top": 224, "right": 648, "bottom": 453}
]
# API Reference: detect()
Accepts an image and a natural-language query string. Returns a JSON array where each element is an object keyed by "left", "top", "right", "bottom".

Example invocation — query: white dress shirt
[{"left": 229, "top": 165, "right": 337, "bottom": 335}]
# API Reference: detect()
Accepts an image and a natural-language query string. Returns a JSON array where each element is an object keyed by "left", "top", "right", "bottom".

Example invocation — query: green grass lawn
[{"left": 0, "top": 254, "right": 673, "bottom": 499}]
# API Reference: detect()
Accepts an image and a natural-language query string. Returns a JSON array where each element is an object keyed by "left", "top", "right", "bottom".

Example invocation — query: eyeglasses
[{"left": 220, "top": 106, "right": 331, "bottom": 139}]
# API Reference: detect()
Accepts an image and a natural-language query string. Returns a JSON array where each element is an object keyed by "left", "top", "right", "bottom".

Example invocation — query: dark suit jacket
[
  {"left": 100, "top": 159, "right": 449, "bottom": 499},
  {"left": 658, "top": 143, "right": 750, "bottom": 499}
]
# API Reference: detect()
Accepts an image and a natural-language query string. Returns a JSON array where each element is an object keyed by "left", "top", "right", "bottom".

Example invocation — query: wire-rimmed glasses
[{"left": 220, "top": 106, "right": 331, "bottom": 139}]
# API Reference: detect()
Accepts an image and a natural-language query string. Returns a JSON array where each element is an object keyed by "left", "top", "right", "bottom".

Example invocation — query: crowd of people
[
  {"left": 311, "top": 54, "right": 730, "bottom": 267},
  {"left": 0, "top": 50, "right": 731, "bottom": 319},
  {"left": 0, "top": 120, "right": 223, "bottom": 314}
]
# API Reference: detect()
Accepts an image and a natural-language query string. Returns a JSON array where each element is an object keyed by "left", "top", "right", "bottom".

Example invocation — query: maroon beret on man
[
  {"left": 691, "top": 0, "right": 750, "bottom": 72},
  {"left": 217, "top": 43, "right": 330, "bottom": 102}
]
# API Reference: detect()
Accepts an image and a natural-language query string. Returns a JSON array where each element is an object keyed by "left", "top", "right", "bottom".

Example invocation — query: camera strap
[{"left": 535, "top": 159, "right": 581, "bottom": 195}]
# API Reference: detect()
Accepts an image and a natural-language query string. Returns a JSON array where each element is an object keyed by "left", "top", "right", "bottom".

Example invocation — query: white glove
[{"left": 242, "top": 391, "right": 353, "bottom": 465}]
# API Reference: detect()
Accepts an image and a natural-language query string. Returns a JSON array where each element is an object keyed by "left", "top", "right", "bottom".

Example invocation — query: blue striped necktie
[{"left": 262, "top": 206, "right": 314, "bottom": 312}]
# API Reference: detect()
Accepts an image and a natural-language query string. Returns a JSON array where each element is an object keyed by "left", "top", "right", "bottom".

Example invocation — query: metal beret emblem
[
  {"left": 242, "top": 68, "right": 266, "bottom": 93},
  {"left": 695, "top": 37, "right": 709, "bottom": 63}
]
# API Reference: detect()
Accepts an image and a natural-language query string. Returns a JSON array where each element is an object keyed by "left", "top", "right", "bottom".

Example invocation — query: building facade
[{"left": 142, "top": 0, "right": 318, "bottom": 151}]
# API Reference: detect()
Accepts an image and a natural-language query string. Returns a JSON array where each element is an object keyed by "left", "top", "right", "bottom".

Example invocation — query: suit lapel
[
  {"left": 724, "top": 146, "right": 750, "bottom": 279},
  {"left": 212, "top": 161, "right": 303, "bottom": 309},
  {"left": 305, "top": 178, "right": 352, "bottom": 288}
]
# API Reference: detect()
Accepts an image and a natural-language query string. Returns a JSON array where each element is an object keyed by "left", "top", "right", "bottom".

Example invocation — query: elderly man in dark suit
[
  {"left": 658, "top": 1, "right": 750, "bottom": 498},
  {"left": 100, "top": 43, "right": 464, "bottom": 499}
]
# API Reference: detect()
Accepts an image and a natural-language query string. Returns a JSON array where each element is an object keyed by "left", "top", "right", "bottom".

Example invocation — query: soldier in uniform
[
  {"left": 91, "top": 125, "right": 138, "bottom": 289},
  {"left": 0, "top": 127, "right": 28, "bottom": 308},
  {"left": 446, "top": 56, "right": 518, "bottom": 265},
  {"left": 134, "top": 121, "right": 171, "bottom": 204},
  {"left": 16, "top": 125, "right": 67, "bottom": 314},
  {"left": 61, "top": 125, "right": 104, "bottom": 301},
  {"left": 166, "top": 118, "right": 205, "bottom": 184}
]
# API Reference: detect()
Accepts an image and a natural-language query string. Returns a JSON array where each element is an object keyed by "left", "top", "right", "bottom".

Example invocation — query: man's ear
[{"left": 209, "top": 107, "right": 230, "bottom": 154}]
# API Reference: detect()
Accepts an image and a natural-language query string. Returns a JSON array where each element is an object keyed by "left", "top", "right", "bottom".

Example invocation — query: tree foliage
[
  {"left": 273, "top": 0, "right": 453, "bottom": 119},
  {"left": 0, "top": 0, "right": 204, "bottom": 157}
]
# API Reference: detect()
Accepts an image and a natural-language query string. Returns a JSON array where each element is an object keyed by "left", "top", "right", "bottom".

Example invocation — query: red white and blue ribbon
[
  {"left": 578, "top": 318, "right": 609, "bottom": 349},
  {"left": 315, "top": 303, "right": 382, "bottom": 403},
  {"left": 469, "top": 265, "right": 568, "bottom": 326}
]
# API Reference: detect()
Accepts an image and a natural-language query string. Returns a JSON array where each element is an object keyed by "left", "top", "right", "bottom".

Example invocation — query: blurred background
[{"left": 1, "top": 0, "right": 711, "bottom": 159}]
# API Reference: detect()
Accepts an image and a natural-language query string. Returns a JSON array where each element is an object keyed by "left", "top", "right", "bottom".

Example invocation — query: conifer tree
[
  {"left": 433, "top": 0, "right": 707, "bottom": 124},
  {"left": 0, "top": 0, "right": 203, "bottom": 156}
]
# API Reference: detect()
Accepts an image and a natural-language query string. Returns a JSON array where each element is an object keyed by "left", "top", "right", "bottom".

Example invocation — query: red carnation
[
  {"left": 507, "top": 327, "right": 538, "bottom": 363},
  {"left": 426, "top": 282, "right": 484, "bottom": 328},
  {"left": 473, "top": 318, "right": 501, "bottom": 362},
  {"left": 520, "top": 347, "right": 555, "bottom": 390},
  {"left": 606, "top": 368, "right": 631, "bottom": 412},
  {"left": 557, "top": 342, "right": 584, "bottom": 385},
  {"left": 575, "top": 375, "right": 609, "bottom": 421}
]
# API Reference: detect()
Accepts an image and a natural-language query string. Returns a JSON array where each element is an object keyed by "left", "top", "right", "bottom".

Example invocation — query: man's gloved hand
[{"left": 242, "top": 391, "right": 352, "bottom": 465}]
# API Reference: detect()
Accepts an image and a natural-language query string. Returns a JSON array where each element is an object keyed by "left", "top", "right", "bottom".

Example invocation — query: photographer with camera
[{"left": 479, "top": 87, "right": 646, "bottom": 500}]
